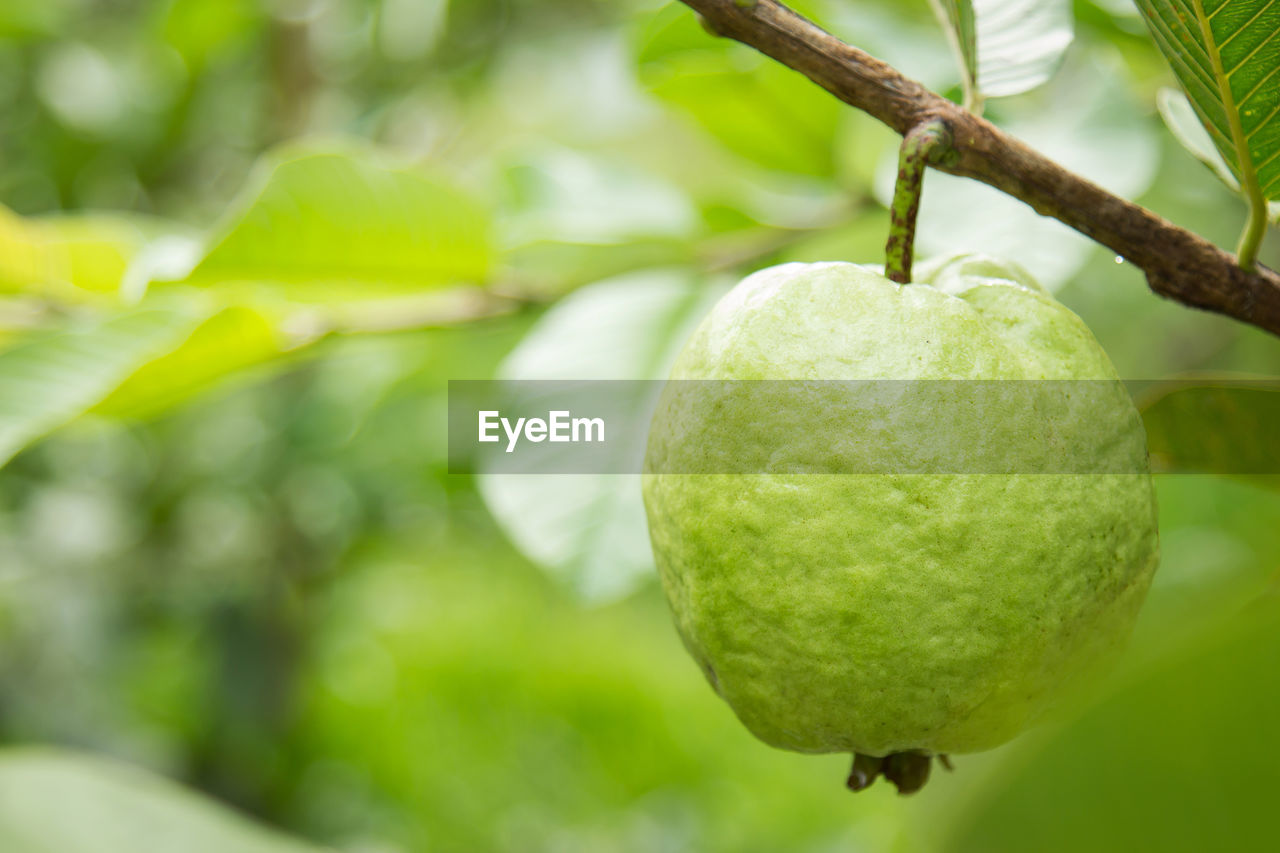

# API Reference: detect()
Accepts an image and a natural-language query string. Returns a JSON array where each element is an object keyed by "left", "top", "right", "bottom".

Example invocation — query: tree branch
[{"left": 681, "top": 0, "right": 1280, "bottom": 338}]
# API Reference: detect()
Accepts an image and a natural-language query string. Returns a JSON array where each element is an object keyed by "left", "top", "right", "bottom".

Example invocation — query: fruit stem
[
  {"left": 846, "top": 752, "right": 884, "bottom": 792},
  {"left": 884, "top": 119, "right": 955, "bottom": 284},
  {"left": 847, "top": 751, "right": 943, "bottom": 795},
  {"left": 883, "top": 751, "right": 933, "bottom": 794}
]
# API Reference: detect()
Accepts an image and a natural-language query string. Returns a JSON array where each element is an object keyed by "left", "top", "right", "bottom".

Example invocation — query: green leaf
[
  {"left": 1138, "top": 378, "right": 1280, "bottom": 487},
  {"left": 0, "top": 306, "right": 201, "bottom": 466},
  {"left": 634, "top": 6, "right": 841, "bottom": 176},
  {"left": 92, "top": 305, "right": 289, "bottom": 420},
  {"left": 179, "top": 149, "right": 493, "bottom": 302},
  {"left": 500, "top": 147, "right": 697, "bottom": 248},
  {"left": 162, "top": 0, "right": 263, "bottom": 71},
  {"left": 497, "top": 146, "right": 699, "bottom": 294},
  {"left": 972, "top": 0, "right": 1073, "bottom": 100},
  {"left": 0, "top": 208, "right": 149, "bottom": 302},
  {"left": 928, "top": 0, "right": 979, "bottom": 108},
  {"left": 0, "top": 208, "right": 48, "bottom": 296},
  {"left": 478, "top": 270, "right": 727, "bottom": 601},
  {"left": 1135, "top": 0, "right": 1280, "bottom": 259},
  {"left": 0, "top": 0, "right": 67, "bottom": 38},
  {"left": 931, "top": 0, "right": 1073, "bottom": 108},
  {"left": 0, "top": 749, "right": 328, "bottom": 853},
  {"left": 1158, "top": 85, "right": 1241, "bottom": 185},
  {"left": 1158, "top": 86, "right": 1280, "bottom": 218}
]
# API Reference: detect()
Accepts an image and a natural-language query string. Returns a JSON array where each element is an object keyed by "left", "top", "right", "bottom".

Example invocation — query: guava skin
[{"left": 642, "top": 257, "right": 1159, "bottom": 765}]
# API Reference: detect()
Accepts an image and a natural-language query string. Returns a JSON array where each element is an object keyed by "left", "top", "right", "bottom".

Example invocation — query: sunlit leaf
[
  {"left": 0, "top": 208, "right": 46, "bottom": 294},
  {"left": 1135, "top": 0, "right": 1280, "bottom": 212},
  {"left": 0, "top": 208, "right": 149, "bottom": 300},
  {"left": 178, "top": 149, "right": 494, "bottom": 302},
  {"left": 478, "top": 270, "right": 726, "bottom": 601},
  {"left": 0, "top": 749, "right": 328, "bottom": 853},
  {"left": 120, "top": 234, "right": 206, "bottom": 302},
  {"left": 93, "top": 305, "right": 289, "bottom": 420},
  {"left": 0, "top": 306, "right": 201, "bottom": 466}
]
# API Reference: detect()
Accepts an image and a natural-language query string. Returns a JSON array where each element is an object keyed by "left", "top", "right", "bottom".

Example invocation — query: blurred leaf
[
  {"left": 0, "top": 208, "right": 47, "bottom": 294},
  {"left": 635, "top": 5, "right": 841, "bottom": 176},
  {"left": 297, "top": 541, "right": 901, "bottom": 851},
  {"left": 479, "top": 270, "right": 727, "bottom": 600},
  {"left": 503, "top": 238, "right": 695, "bottom": 299},
  {"left": 928, "top": 0, "right": 1074, "bottom": 108},
  {"left": 121, "top": 234, "right": 206, "bottom": 302},
  {"left": 927, "top": 590, "right": 1280, "bottom": 852},
  {"left": 92, "top": 305, "right": 289, "bottom": 420},
  {"left": 500, "top": 146, "right": 697, "bottom": 248},
  {"left": 1157, "top": 86, "right": 1239, "bottom": 186},
  {"left": 1139, "top": 379, "right": 1280, "bottom": 487},
  {"left": 1123, "top": 475, "right": 1280, "bottom": 669},
  {"left": 970, "top": 0, "right": 1073, "bottom": 102},
  {"left": 498, "top": 145, "right": 700, "bottom": 296},
  {"left": 928, "top": 0, "right": 979, "bottom": 108},
  {"left": 0, "top": 208, "right": 148, "bottom": 301},
  {"left": 160, "top": 0, "right": 262, "bottom": 71},
  {"left": 178, "top": 149, "right": 493, "bottom": 302},
  {"left": 821, "top": 3, "right": 977, "bottom": 93},
  {"left": 1158, "top": 87, "right": 1280, "bottom": 219},
  {"left": 645, "top": 66, "right": 840, "bottom": 176},
  {"left": 31, "top": 216, "right": 149, "bottom": 293},
  {"left": 1135, "top": 0, "right": 1280, "bottom": 209},
  {"left": 0, "top": 749, "right": 327, "bottom": 853},
  {"left": 0, "top": 0, "right": 67, "bottom": 38},
  {"left": 0, "top": 306, "right": 201, "bottom": 466}
]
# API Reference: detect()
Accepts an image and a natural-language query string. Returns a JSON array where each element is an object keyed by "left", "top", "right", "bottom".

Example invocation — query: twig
[{"left": 684, "top": 0, "right": 1280, "bottom": 337}]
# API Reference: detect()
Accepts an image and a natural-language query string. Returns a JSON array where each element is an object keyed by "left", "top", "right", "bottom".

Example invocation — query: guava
[{"left": 641, "top": 255, "right": 1159, "bottom": 793}]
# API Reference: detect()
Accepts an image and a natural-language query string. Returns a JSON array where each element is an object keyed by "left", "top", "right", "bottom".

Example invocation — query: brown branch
[{"left": 681, "top": 0, "right": 1280, "bottom": 337}]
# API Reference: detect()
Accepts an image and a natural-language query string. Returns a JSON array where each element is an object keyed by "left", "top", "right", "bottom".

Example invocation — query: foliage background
[{"left": 0, "top": 0, "right": 1276, "bottom": 851}]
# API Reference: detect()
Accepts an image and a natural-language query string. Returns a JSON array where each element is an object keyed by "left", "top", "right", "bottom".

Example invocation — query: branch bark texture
[{"left": 682, "top": 0, "right": 1280, "bottom": 337}]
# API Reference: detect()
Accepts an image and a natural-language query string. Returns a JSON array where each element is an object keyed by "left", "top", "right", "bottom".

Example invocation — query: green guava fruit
[{"left": 641, "top": 255, "right": 1159, "bottom": 793}]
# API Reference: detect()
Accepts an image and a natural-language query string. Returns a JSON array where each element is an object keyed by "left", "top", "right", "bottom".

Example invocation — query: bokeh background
[{"left": 0, "top": 1, "right": 1277, "bottom": 851}]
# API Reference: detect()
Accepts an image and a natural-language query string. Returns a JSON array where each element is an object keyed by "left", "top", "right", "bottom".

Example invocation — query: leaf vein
[
  {"left": 1231, "top": 0, "right": 1279, "bottom": 40},
  {"left": 1222, "top": 23, "right": 1280, "bottom": 75},
  {"left": 1237, "top": 60, "right": 1280, "bottom": 109}
]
